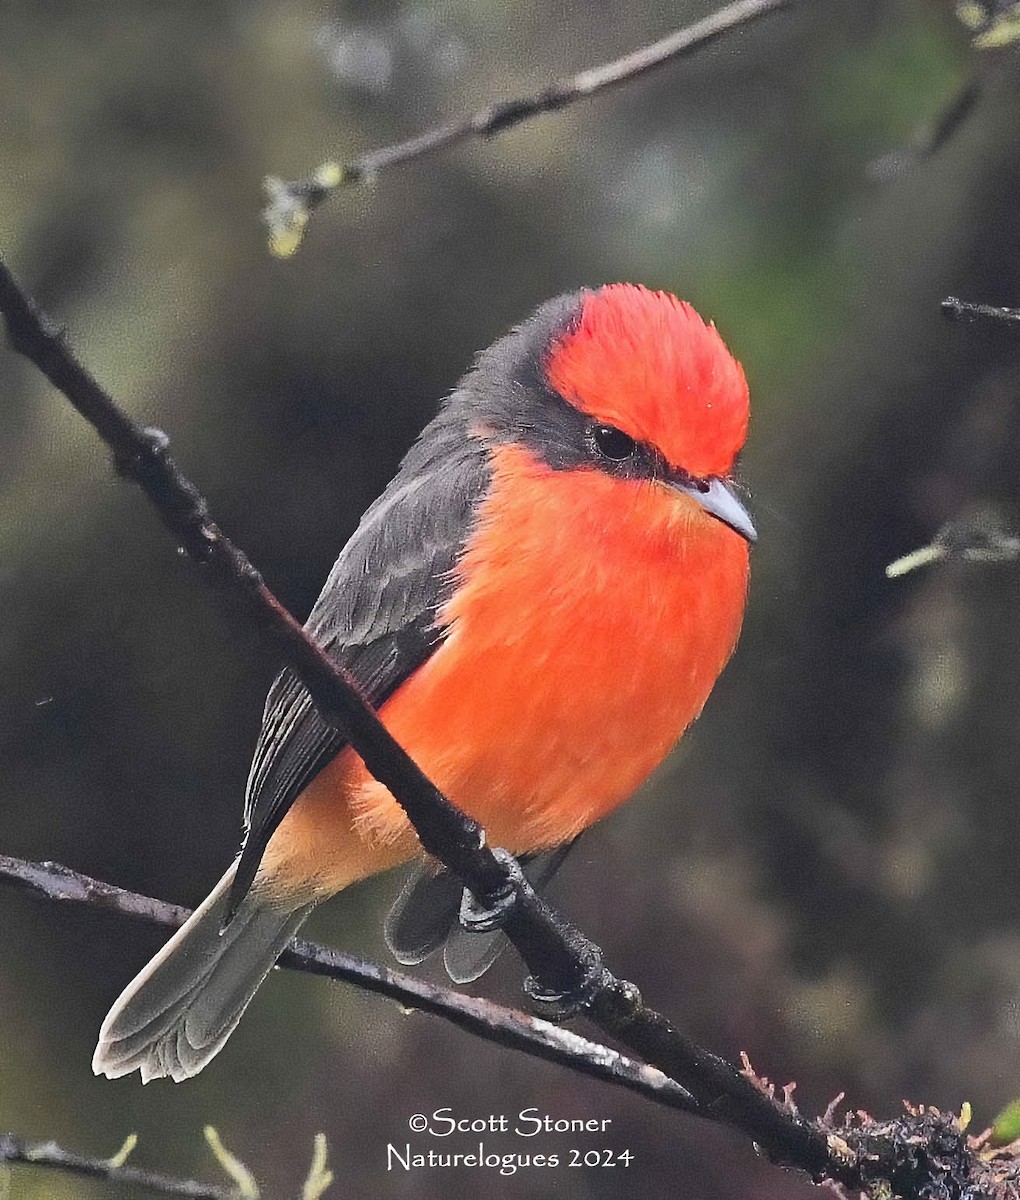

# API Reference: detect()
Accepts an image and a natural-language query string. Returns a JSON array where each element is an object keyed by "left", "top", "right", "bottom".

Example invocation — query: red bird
[{"left": 93, "top": 283, "right": 755, "bottom": 1082}]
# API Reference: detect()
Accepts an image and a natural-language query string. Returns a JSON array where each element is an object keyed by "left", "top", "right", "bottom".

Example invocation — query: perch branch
[{"left": 0, "top": 852, "right": 694, "bottom": 1115}]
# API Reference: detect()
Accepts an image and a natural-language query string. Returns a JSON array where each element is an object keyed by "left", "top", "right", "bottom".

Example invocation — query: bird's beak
[{"left": 668, "top": 475, "right": 757, "bottom": 543}]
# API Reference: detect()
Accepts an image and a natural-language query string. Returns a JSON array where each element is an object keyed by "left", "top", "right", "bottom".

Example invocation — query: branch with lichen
[
  {"left": 942, "top": 296, "right": 1020, "bottom": 327},
  {"left": 262, "top": 0, "right": 794, "bottom": 256}
]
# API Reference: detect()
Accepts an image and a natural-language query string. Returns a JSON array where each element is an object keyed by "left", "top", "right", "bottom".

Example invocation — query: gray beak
[{"left": 670, "top": 475, "right": 757, "bottom": 543}]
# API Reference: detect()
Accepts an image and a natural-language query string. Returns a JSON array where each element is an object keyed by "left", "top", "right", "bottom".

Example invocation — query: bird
[{"left": 92, "top": 282, "right": 755, "bottom": 1084}]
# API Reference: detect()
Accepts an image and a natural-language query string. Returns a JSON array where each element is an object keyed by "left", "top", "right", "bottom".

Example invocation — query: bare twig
[
  {"left": 887, "top": 511, "right": 1020, "bottom": 579},
  {"left": 0, "top": 853, "right": 695, "bottom": 1115},
  {"left": 867, "top": 78, "right": 981, "bottom": 182},
  {"left": 263, "top": 0, "right": 795, "bottom": 255},
  {"left": 941, "top": 296, "right": 1020, "bottom": 326},
  {"left": 0, "top": 1133, "right": 240, "bottom": 1200}
]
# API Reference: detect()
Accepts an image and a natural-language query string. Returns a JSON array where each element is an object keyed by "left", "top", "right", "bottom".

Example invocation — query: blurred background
[{"left": 3, "top": 0, "right": 1020, "bottom": 1196}]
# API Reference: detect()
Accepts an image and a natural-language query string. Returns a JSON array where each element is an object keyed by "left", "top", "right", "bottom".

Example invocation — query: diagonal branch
[
  {"left": 867, "top": 77, "right": 981, "bottom": 182},
  {"left": 262, "top": 0, "right": 795, "bottom": 255},
  {"left": 0, "top": 853, "right": 695, "bottom": 1115}
]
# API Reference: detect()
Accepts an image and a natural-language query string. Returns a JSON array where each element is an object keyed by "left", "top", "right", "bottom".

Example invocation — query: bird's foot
[
  {"left": 458, "top": 848, "right": 523, "bottom": 933},
  {"left": 524, "top": 956, "right": 609, "bottom": 1021}
]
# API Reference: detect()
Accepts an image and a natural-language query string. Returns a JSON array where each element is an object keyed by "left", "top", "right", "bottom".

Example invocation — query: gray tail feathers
[{"left": 92, "top": 864, "right": 314, "bottom": 1083}]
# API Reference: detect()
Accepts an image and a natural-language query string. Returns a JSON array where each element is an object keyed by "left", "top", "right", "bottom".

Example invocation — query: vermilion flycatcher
[{"left": 93, "top": 283, "right": 755, "bottom": 1083}]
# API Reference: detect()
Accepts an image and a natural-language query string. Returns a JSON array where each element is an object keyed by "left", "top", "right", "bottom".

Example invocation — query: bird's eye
[{"left": 590, "top": 424, "right": 636, "bottom": 461}]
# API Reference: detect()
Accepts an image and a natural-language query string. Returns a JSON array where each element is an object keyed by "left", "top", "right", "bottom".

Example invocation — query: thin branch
[
  {"left": 887, "top": 510, "right": 1020, "bottom": 579},
  {"left": 867, "top": 77, "right": 981, "bottom": 182},
  {"left": 262, "top": 0, "right": 795, "bottom": 255},
  {"left": 941, "top": 295, "right": 1020, "bottom": 326},
  {"left": 0, "top": 1133, "right": 239, "bottom": 1200},
  {"left": 0, "top": 853, "right": 694, "bottom": 1116},
  {"left": 5, "top": 256, "right": 1005, "bottom": 1194}
]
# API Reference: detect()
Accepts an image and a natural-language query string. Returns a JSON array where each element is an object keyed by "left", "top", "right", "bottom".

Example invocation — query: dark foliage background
[{"left": 4, "top": 1, "right": 1020, "bottom": 1196}]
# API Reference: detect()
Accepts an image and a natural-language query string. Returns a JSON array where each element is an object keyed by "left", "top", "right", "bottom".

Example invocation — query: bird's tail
[{"left": 92, "top": 863, "right": 314, "bottom": 1083}]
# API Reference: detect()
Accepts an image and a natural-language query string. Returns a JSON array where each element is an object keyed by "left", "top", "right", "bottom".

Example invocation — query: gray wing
[{"left": 229, "top": 417, "right": 489, "bottom": 917}]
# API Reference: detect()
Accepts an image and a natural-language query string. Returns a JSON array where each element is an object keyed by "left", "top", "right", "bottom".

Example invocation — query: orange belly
[{"left": 258, "top": 444, "right": 748, "bottom": 901}]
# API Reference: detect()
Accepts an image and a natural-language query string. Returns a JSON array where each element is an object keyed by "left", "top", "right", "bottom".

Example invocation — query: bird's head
[{"left": 461, "top": 283, "right": 755, "bottom": 544}]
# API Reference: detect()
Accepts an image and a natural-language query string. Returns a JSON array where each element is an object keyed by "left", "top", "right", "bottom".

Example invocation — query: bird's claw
[
  {"left": 458, "top": 848, "right": 523, "bottom": 933},
  {"left": 524, "top": 959, "right": 609, "bottom": 1021}
]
